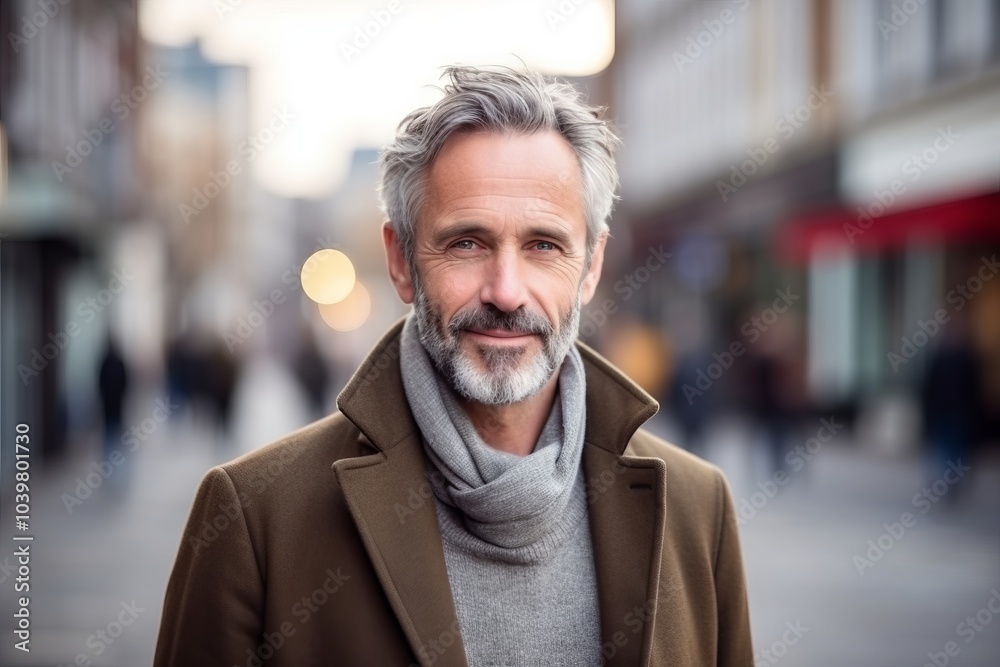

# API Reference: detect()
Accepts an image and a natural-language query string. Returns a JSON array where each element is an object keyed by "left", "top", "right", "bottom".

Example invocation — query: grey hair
[{"left": 377, "top": 65, "right": 622, "bottom": 264}]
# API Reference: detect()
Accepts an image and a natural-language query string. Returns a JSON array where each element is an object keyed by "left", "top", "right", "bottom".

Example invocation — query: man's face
[{"left": 384, "top": 130, "right": 606, "bottom": 405}]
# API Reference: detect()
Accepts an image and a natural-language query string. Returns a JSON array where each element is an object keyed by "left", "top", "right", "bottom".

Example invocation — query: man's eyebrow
[
  {"left": 431, "top": 222, "right": 492, "bottom": 245},
  {"left": 431, "top": 222, "right": 576, "bottom": 248},
  {"left": 524, "top": 225, "right": 574, "bottom": 248}
]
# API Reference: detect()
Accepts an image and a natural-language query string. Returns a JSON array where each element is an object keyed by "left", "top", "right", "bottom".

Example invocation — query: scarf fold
[{"left": 399, "top": 313, "right": 588, "bottom": 558}]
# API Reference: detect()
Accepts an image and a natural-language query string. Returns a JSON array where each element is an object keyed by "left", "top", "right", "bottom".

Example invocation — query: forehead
[{"left": 421, "top": 130, "right": 585, "bottom": 223}]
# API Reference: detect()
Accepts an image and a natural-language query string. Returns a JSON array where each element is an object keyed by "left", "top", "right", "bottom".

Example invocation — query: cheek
[
  {"left": 424, "top": 269, "right": 481, "bottom": 319},
  {"left": 529, "top": 263, "right": 584, "bottom": 316}
]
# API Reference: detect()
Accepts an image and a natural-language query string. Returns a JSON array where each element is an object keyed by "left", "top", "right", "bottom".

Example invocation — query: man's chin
[
  {"left": 463, "top": 340, "right": 531, "bottom": 375},
  {"left": 449, "top": 366, "right": 551, "bottom": 407},
  {"left": 447, "top": 343, "right": 554, "bottom": 405}
]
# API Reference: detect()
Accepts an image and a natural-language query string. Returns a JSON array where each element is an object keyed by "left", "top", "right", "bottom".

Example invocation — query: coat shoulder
[
  {"left": 207, "top": 411, "right": 376, "bottom": 507},
  {"left": 182, "top": 411, "right": 381, "bottom": 574}
]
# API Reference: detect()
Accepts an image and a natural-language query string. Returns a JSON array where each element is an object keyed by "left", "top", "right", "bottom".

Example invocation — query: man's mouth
[{"left": 463, "top": 328, "right": 540, "bottom": 343}]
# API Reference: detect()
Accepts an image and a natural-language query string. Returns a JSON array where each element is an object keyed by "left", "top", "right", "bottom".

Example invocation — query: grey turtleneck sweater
[{"left": 400, "top": 315, "right": 602, "bottom": 667}]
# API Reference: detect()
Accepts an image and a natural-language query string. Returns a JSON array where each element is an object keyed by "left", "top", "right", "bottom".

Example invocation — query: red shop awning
[{"left": 777, "top": 190, "right": 1000, "bottom": 263}]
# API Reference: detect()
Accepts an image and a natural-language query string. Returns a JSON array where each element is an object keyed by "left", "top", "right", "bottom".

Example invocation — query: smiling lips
[{"left": 464, "top": 328, "right": 539, "bottom": 343}]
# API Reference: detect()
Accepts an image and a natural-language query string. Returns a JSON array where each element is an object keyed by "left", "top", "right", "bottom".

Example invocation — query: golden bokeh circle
[
  {"left": 318, "top": 281, "right": 370, "bottom": 332},
  {"left": 301, "top": 249, "right": 355, "bottom": 304}
]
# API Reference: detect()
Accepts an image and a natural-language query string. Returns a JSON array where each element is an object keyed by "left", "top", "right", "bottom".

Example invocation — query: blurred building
[
  {"left": 606, "top": 0, "right": 1000, "bottom": 450},
  {"left": 0, "top": 0, "right": 145, "bottom": 474},
  {"left": 5, "top": 0, "right": 998, "bottom": 476}
]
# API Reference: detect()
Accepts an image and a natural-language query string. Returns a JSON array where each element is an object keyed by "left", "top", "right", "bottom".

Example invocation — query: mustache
[{"left": 449, "top": 305, "right": 553, "bottom": 337}]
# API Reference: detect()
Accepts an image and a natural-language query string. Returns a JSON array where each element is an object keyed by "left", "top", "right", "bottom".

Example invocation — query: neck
[{"left": 458, "top": 373, "right": 560, "bottom": 457}]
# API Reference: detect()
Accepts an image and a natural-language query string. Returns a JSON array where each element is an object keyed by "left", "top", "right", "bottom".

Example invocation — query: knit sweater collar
[{"left": 399, "top": 313, "right": 589, "bottom": 561}]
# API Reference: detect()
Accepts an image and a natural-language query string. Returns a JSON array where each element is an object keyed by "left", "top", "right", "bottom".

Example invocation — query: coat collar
[
  {"left": 336, "top": 317, "right": 659, "bottom": 456},
  {"left": 334, "top": 318, "right": 666, "bottom": 666}
]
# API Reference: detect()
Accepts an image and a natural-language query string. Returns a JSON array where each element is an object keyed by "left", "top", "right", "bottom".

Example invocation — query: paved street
[
  {"left": 712, "top": 428, "right": 1000, "bottom": 667},
  {"left": 1, "top": 360, "right": 998, "bottom": 666}
]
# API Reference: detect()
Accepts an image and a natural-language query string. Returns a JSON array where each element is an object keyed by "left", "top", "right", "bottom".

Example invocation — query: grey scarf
[{"left": 399, "top": 313, "right": 588, "bottom": 557}]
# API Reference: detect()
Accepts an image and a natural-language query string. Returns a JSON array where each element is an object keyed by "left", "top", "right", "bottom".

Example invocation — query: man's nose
[{"left": 479, "top": 249, "right": 529, "bottom": 313}]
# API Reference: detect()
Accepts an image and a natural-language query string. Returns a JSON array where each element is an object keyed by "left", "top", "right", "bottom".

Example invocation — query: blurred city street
[
  {"left": 3, "top": 0, "right": 1000, "bottom": 665},
  {"left": 1, "top": 362, "right": 997, "bottom": 667}
]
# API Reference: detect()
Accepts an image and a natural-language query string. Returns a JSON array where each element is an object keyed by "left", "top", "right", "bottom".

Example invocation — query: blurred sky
[{"left": 138, "top": 0, "right": 615, "bottom": 197}]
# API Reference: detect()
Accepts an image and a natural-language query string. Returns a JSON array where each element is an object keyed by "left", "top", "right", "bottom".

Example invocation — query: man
[{"left": 155, "top": 66, "right": 753, "bottom": 667}]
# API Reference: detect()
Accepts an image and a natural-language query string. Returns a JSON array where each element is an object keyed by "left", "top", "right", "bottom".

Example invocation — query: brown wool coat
[{"left": 154, "top": 320, "right": 754, "bottom": 666}]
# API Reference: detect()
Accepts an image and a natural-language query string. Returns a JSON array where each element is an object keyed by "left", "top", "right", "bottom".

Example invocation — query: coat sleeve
[
  {"left": 713, "top": 470, "right": 754, "bottom": 666},
  {"left": 154, "top": 466, "right": 264, "bottom": 666}
]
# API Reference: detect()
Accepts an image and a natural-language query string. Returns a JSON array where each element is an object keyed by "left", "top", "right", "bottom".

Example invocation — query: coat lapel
[
  {"left": 578, "top": 343, "right": 668, "bottom": 666},
  {"left": 334, "top": 321, "right": 468, "bottom": 667},
  {"left": 584, "top": 445, "right": 666, "bottom": 666},
  {"left": 334, "top": 436, "right": 468, "bottom": 667}
]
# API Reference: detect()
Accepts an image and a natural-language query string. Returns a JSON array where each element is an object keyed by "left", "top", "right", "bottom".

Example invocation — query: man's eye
[
  {"left": 535, "top": 241, "right": 557, "bottom": 251},
  {"left": 452, "top": 240, "right": 476, "bottom": 250}
]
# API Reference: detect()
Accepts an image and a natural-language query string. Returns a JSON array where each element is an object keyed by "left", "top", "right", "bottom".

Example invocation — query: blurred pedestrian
[
  {"left": 921, "top": 315, "right": 981, "bottom": 503},
  {"left": 667, "top": 348, "right": 716, "bottom": 455},
  {"left": 292, "top": 323, "right": 331, "bottom": 419},
  {"left": 205, "top": 338, "right": 239, "bottom": 443},
  {"left": 98, "top": 334, "right": 130, "bottom": 465}
]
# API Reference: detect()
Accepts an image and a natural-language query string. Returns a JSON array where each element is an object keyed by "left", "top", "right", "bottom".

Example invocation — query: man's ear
[
  {"left": 383, "top": 222, "right": 415, "bottom": 304},
  {"left": 579, "top": 232, "right": 608, "bottom": 306}
]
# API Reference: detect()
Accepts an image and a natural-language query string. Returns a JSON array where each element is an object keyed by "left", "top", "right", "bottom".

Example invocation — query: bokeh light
[
  {"left": 301, "top": 249, "right": 356, "bottom": 304},
  {"left": 318, "top": 280, "right": 371, "bottom": 331}
]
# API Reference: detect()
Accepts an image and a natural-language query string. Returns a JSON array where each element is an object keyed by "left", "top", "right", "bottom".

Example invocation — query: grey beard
[{"left": 412, "top": 275, "right": 582, "bottom": 406}]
